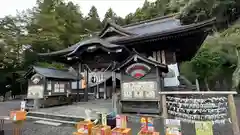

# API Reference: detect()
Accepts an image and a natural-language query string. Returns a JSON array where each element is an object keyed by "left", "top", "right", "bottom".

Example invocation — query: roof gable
[
  {"left": 114, "top": 51, "right": 168, "bottom": 73},
  {"left": 99, "top": 20, "right": 136, "bottom": 38}
]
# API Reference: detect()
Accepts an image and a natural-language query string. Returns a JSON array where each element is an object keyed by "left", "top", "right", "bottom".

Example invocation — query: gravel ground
[{"left": 2, "top": 121, "right": 75, "bottom": 135}]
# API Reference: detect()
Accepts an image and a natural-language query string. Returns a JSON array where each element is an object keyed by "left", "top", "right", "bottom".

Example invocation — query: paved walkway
[
  {"left": 32, "top": 99, "right": 113, "bottom": 119},
  {"left": 0, "top": 100, "right": 20, "bottom": 116}
]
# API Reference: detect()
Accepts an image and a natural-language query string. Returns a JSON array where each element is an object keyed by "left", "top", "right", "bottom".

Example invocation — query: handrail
[{"left": 159, "top": 91, "right": 237, "bottom": 95}]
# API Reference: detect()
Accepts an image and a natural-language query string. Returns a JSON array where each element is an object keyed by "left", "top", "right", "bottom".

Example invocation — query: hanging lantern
[{"left": 125, "top": 63, "right": 151, "bottom": 79}]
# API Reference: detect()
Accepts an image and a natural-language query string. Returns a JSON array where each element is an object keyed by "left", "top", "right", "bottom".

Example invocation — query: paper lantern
[{"left": 125, "top": 63, "right": 151, "bottom": 79}]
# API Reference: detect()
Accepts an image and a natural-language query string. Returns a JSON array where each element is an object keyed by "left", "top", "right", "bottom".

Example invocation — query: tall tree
[
  {"left": 102, "top": 8, "right": 118, "bottom": 25},
  {"left": 56, "top": 1, "right": 85, "bottom": 47},
  {"left": 190, "top": 48, "right": 225, "bottom": 91},
  {"left": 84, "top": 6, "right": 102, "bottom": 32},
  {"left": 0, "top": 16, "right": 25, "bottom": 69},
  {"left": 27, "top": 0, "right": 65, "bottom": 52}
]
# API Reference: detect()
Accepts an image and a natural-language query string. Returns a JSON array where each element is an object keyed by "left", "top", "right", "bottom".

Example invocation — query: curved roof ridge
[
  {"left": 99, "top": 20, "right": 136, "bottom": 37},
  {"left": 66, "top": 37, "right": 123, "bottom": 56},
  {"left": 39, "top": 37, "right": 123, "bottom": 57}
]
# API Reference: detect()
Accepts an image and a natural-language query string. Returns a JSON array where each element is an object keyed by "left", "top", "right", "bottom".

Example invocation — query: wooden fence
[{"left": 159, "top": 91, "right": 239, "bottom": 135}]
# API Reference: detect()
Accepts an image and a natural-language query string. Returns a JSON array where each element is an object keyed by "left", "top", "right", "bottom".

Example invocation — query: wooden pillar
[
  {"left": 228, "top": 94, "right": 240, "bottom": 135},
  {"left": 157, "top": 51, "right": 161, "bottom": 62},
  {"left": 96, "top": 84, "right": 99, "bottom": 99},
  {"left": 104, "top": 81, "right": 107, "bottom": 99},
  {"left": 156, "top": 67, "right": 161, "bottom": 114},
  {"left": 153, "top": 51, "right": 157, "bottom": 60},
  {"left": 161, "top": 50, "right": 166, "bottom": 64},
  {"left": 84, "top": 66, "right": 88, "bottom": 102},
  {"left": 161, "top": 50, "right": 168, "bottom": 118},
  {"left": 76, "top": 63, "right": 81, "bottom": 102},
  {"left": 112, "top": 71, "right": 117, "bottom": 113},
  {"left": 173, "top": 52, "right": 177, "bottom": 63},
  {"left": 93, "top": 87, "right": 96, "bottom": 98}
]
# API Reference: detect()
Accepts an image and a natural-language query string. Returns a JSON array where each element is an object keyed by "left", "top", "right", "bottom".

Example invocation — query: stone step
[
  {"left": 26, "top": 111, "right": 117, "bottom": 128},
  {"left": 26, "top": 111, "right": 88, "bottom": 124}
]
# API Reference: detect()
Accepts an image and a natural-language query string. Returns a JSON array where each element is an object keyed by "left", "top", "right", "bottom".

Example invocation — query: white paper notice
[{"left": 164, "top": 63, "right": 180, "bottom": 87}]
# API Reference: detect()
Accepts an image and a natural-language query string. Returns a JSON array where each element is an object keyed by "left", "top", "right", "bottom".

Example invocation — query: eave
[{"left": 38, "top": 37, "right": 125, "bottom": 57}]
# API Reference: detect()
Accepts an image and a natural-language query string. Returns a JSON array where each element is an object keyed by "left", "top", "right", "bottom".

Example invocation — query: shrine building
[{"left": 38, "top": 14, "right": 215, "bottom": 114}]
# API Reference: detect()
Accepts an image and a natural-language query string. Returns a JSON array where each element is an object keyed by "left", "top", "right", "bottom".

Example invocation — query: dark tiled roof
[
  {"left": 107, "top": 18, "right": 215, "bottom": 43},
  {"left": 38, "top": 14, "right": 215, "bottom": 57},
  {"left": 125, "top": 17, "right": 181, "bottom": 35},
  {"left": 30, "top": 66, "right": 78, "bottom": 80}
]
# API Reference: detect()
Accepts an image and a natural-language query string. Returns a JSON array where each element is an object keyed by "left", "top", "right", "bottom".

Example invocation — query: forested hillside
[{"left": 0, "top": 0, "right": 239, "bottom": 95}]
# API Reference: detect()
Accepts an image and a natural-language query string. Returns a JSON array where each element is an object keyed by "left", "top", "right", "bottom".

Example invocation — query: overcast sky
[{"left": 0, "top": 0, "right": 155, "bottom": 20}]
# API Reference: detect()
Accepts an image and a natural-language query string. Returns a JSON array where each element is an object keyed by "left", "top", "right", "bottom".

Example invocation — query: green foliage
[
  {"left": 180, "top": 61, "right": 197, "bottom": 83},
  {"left": 179, "top": 0, "right": 239, "bottom": 30},
  {"left": 191, "top": 48, "right": 225, "bottom": 80}
]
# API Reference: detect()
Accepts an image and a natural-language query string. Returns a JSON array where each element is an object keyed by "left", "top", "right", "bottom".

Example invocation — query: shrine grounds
[{"left": 0, "top": 97, "right": 240, "bottom": 135}]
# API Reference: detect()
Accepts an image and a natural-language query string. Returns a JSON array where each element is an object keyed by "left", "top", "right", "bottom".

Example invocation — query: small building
[{"left": 24, "top": 66, "right": 78, "bottom": 108}]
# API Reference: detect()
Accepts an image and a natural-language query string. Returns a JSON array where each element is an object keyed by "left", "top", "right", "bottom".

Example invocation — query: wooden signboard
[{"left": 122, "top": 81, "right": 157, "bottom": 100}]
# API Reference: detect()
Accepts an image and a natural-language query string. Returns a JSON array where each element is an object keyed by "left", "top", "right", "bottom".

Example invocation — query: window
[
  {"left": 47, "top": 81, "right": 52, "bottom": 91},
  {"left": 54, "top": 82, "right": 60, "bottom": 92}
]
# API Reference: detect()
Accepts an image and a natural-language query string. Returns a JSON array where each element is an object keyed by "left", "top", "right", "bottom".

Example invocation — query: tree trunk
[{"left": 204, "top": 78, "right": 210, "bottom": 91}]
